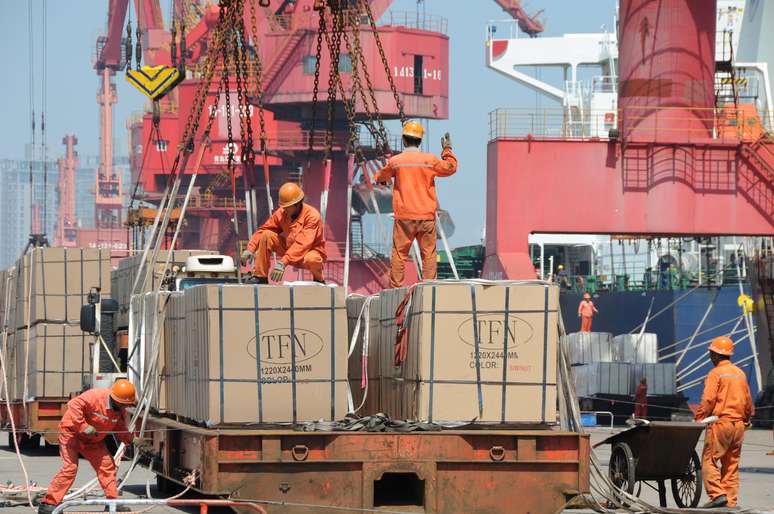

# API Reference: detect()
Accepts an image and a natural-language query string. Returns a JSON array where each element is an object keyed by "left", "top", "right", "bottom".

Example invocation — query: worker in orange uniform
[
  {"left": 577, "top": 292, "right": 599, "bottom": 332},
  {"left": 695, "top": 336, "right": 753, "bottom": 509},
  {"left": 241, "top": 182, "right": 326, "bottom": 284},
  {"left": 634, "top": 377, "right": 648, "bottom": 418},
  {"left": 375, "top": 120, "right": 458, "bottom": 288},
  {"left": 38, "top": 380, "right": 144, "bottom": 514}
]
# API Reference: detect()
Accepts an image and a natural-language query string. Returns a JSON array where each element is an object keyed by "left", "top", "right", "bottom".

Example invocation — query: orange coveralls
[
  {"left": 634, "top": 382, "right": 648, "bottom": 418},
  {"left": 247, "top": 203, "right": 327, "bottom": 282},
  {"left": 577, "top": 300, "right": 597, "bottom": 332},
  {"left": 694, "top": 360, "right": 753, "bottom": 507},
  {"left": 42, "top": 388, "right": 134, "bottom": 506},
  {"left": 374, "top": 147, "right": 458, "bottom": 288}
]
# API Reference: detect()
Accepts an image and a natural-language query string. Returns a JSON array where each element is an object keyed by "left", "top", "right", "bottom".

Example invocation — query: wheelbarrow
[{"left": 596, "top": 421, "right": 705, "bottom": 508}]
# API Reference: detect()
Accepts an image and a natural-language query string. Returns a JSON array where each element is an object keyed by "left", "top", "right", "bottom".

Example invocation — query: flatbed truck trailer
[{"left": 141, "top": 414, "right": 590, "bottom": 514}]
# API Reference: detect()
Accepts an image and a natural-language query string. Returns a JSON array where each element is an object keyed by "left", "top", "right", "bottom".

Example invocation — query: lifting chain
[
  {"left": 125, "top": 20, "right": 133, "bottom": 71},
  {"left": 307, "top": 7, "right": 327, "bottom": 162},
  {"left": 323, "top": 2, "right": 346, "bottom": 161},
  {"left": 248, "top": 0, "right": 268, "bottom": 154},
  {"left": 360, "top": 0, "right": 405, "bottom": 123}
]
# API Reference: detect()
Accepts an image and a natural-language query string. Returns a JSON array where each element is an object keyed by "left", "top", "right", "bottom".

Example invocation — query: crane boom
[{"left": 493, "top": 0, "right": 544, "bottom": 37}]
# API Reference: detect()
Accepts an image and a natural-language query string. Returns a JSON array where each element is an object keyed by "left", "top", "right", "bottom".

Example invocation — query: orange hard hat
[
  {"left": 709, "top": 335, "right": 734, "bottom": 356},
  {"left": 278, "top": 182, "right": 304, "bottom": 208},
  {"left": 110, "top": 379, "right": 137, "bottom": 406},
  {"left": 402, "top": 120, "right": 424, "bottom": 140}
]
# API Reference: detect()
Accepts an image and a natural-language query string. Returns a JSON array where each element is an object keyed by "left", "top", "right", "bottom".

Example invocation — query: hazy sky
[{"left": 0, "top": 0, "right": 616, "bottom": 246}]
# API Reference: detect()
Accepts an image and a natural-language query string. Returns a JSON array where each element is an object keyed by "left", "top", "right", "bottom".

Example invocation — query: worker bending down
[
  {"left": 242, "top": 182, "right": 326, "bottom": 284},
  {"left": 375, "top": 120, "right": 458, "bottom": 288},
  {"left": 695, "top": 336, "right": 753, "bottom": 509},
  {"left": 38, "top": 380, "right": 144, "bottom": 514}
]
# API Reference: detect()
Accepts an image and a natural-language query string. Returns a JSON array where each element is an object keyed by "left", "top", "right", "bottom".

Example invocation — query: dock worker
[
  {"left": 38, "top": 380, "right": 145, "bottom": 514},
  {"left": 241, "top": 182, "right": 326, "bottom": 284},
  {"left": 375, "top": 120, "right": 458, "bottom": 288},
  {"left": 695, "top": 336, "right": 753, "bottom": 509},
  {"left": 577, "top": 292, "right": 598, "bottom": 332},
  {"left": 634, "top": 377, "right": 648, "bottom": 418}
]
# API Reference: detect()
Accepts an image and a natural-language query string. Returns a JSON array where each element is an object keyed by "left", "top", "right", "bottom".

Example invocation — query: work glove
[
  {"left": 270, "top": 262, "right": 286, "bottom": 282},
  {"left": 441, "top": 132, "right": 452, "bottom": 150},
  {"left": 132, "top": 436, "right": 151, "bottom": 449},
  {"left": 240, "top": 250, "right": 253, "bottom": 266},
  {"left": 82, "top": 425, "right": 97, "bottom": 436}
]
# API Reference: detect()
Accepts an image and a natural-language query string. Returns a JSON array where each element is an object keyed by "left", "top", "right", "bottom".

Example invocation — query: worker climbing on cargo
[
  {"left": 38, "top": 380, "right": 146, "bottom": 514},
  {"left": 634, "top": 376, "right": 648, "bottom": 418},
  {"left": 577, "top": 292, "right": 598, "bottom": 332},
  {"left": 375, "top": 120, "right": 458, "bottom": 288},
  {"left": 241, "top": 182, "right": 327, "bottom": 284},
  {"left": 695, "top": 336, "right": 754, "bottom": 509}
]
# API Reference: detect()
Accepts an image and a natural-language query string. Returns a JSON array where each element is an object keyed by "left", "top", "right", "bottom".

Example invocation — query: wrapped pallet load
[
  {"left": 169, "top": 284, "right": 348, "bottom": 426},
  {"left": 14, "top": 324, "right": 91, "bottom": 400},
  {"left": 630, "top": 363, "right": 676, "bottom": 395},
  {"left": 561, "top": 332, "right": 613, "bottom": 365},
  {"left": 381, "top": 281, "right": 559, "bottom": 425},
  {"left": 112, "top": 249, "right": 216, "bottom": 328},
  {"left": 13, "top": 248, "right": 111, "bottom": 329},
  {"left": 612, "top": 333, "right": 658, "bottom": 363},
  {"left": 572, "top": 362, "right": 632, "bottom": 397},
  {"left": 128, "top": 291, "right": 182, "bottom": 413},
  {"left": 0, "top": 331, "right": 16, "bottom": 401}
]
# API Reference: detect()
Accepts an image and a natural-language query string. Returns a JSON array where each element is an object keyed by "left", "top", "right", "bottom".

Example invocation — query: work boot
[
  {"left": 701, "top": 495, "right": 728, "bottom": 509},
  {"left": 250, "top": 276, "right": 269, "bottom": 285},
  {"left": 37, "top": 503, "right": 55, "bottom": 514}
]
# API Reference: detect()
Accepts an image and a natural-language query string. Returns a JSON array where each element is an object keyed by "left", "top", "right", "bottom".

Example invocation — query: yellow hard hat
[
  {"left": 737, "top": 294, "right": 754, "bottom": 314},
  {"left": 558, "top": 264, "right": 564, "bottom": 270},
  {"left": 278, "top": 182, "right": 304, "bottom": 208},
  {"left": 709, "top": 336, "right": 734, "bottom": 356},
  {"left": 402, "top": 120, "right": 424, "bottom": 140}
]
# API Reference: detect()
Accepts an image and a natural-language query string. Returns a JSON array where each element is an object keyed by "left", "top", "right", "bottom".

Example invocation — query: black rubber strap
[
  {"left": 428, "top": 286, "right": 436, "bottom": 422},
  {"left": 541, "top": 285, "right": 549, "bottom": 423},
  {"left": 289, "top": 287, "right": 298, "bottom": 424},
  {"left": 253, "top": 286, "right": 263, "bottom": 423},
  {"left": 470, "top": 285, "right": 483, "bottom": 418},
  {"left": 500, "top": 287, "right": 510, "bottom": 423},
  {"left": 218, "top": 285, "right": 225, "bottom": 424},
  {"left": 329, "top": 287, "right": 336, "bottom": 420}
]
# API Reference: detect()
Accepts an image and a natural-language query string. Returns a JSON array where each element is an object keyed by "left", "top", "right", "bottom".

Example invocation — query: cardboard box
[
  {"left": 15, "top": 324, "right": 91, "bottom": 400},
  {"left": 0, "top": 331, "right": 16, "bottom": 401},
  {"left": 346, "top": 294, "right": 383, "bottom": 416},
  {"left": 382, "top": 282, "right": 559, "bottom": 425},
  {"left": 572, "top": 362, "right": 632, "bottom": 397},
  {"left": 13, "top": 248, "right": 112, "bottom": 329},
  {"left": 613, "top": 333, "right": 658, "bottom": 364},
  {"left": 128, "top": 291, "right": 181, "bottom": 413},
  {"left": 562, "top": 332, "right": 614, "bottom": 365},
  {"left": 112, "top": 250, "right": 216, "bottom": 328},
  {"left": 169, "top": 284, "right": 348, "bottom": 426}
]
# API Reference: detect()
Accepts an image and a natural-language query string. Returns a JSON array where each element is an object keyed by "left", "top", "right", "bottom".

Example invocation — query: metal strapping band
[
  {"left": 218, "top": 285, "right": 225, "bottom": 424},
  {"left": 253, "top": 286, "right": 263, "bottom": 423},
  {"left": 41, "top": 324, "right": 46, "bottom": 397},
  {"left": 541, "top": 285, "right": 549, "bottom": 423},
  {"left": 329, "top": 287, "right": 336, "bottom": 420},
  {"left": 470, "top": 284, "right": 483, "bottom": 417},
  {"left": 428, "top": 286, "right": 436, "bottom": 422},
  {"left": 41, "top": 249, "right": 48, "bottom": 320},
  {"left": 289, "top": 287, "right": 298, "bottom": 424},
  {"left": 60, "top": 325, "right": 66, "bottom": 395},
  {"left": 500, "top": 287, "right": 510, "bottom": 423}
]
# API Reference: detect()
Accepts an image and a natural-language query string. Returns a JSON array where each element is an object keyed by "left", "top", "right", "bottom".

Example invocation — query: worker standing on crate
[
  {"left": 577, "top": 292, "right": 599, "bottom": 332},
  {"left": 695, "top": 336, "right": 754, "bottom": 509},
  {"left": 241, "top": 182, "right": 327, "bottom": 284},
  {"left": 38, "top": 380, "right": 146, "bottom": 514},
  {"left": 375, "top": 120, "right": 458, "bottom": 288}
]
